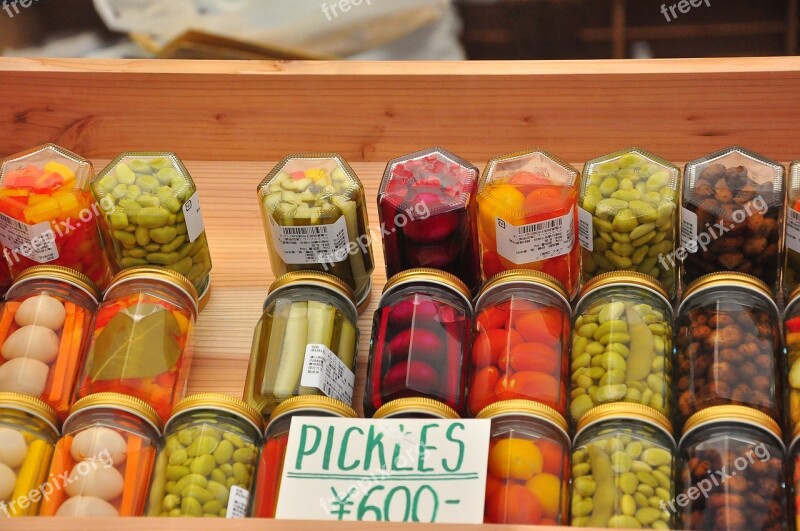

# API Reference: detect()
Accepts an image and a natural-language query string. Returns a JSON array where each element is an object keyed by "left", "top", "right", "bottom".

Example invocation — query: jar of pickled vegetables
[
  {"left": 373, "top": 397, "right": 460, "bottom": 420},
  {"left": 0, "top": 144, "right": 114, "bottom": 288},
  {"left": 570, "top": 403, "right": 675, "bottom": 529},
  {"left": 258, "top": 154, "right": 375, "bottom": 312},
  {"left": 93, "top": 153, "right": 213, "bottom": 305},
  {"left": 790, "top": 424, "right": 800, "bottom": 531},
  {"left": 0, "top": 393, "right": 59, "bottom": 517},
  {"left": 785, "top": 289, "right": 800, "bottom": 429},
  {"left": 678, "top": 405, "right": 785, "bottom": 531},
  {"left": 477, "top": 400, "right": 569, "bottom": 525},
  {"left": 468, "top": 270, "right": 570, "bottom": 417},
  {"left": 477, "top": 149, "right": 580, "bottom": 296},
  {"left": 570, "top": 272, "right": 673, "bottom": 425},
  {"left": 40, "top": 392, "right": 162, "bottom": 517},
  {"left": 146, "top": 393, "right": 262, "bottom": 518},
  {"left": 682, "top": 146, "right": 784, "bottom": 292},
  {"left": 579, "top": 147, "right": 680, "bottom": 299},
  {"left": 784, "top": 160, "right": 800, "bottom": 295},
  {"left": 75, "top": 267, "right": 198, "bottom": 422},
  {"left": 243, "top": 271, "right": 358, "bottom": 415},
  {"left": 364, "top": 268, "right": 472, "bottom": 417},
  {"left": 675, "top": 272, "right": 780, "bottom": 429},
  {"left": 252, "top": 395, "right": 357, "bottom": 518},
  {"left": 378, "top": 147, "right": 481, "bottom": 294}
]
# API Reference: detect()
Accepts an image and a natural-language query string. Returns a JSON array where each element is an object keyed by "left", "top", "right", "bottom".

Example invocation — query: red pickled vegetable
[
  {"left": 403, "top": 211, "right": 460, "bottom": 243},
  {"left": 368, "top": 307, "right": 392, "bottom": 414},
  {"left": 389, "top": 297, "right": 440, "bottom": 328},
  {"left": 389, "top": 327, "right": 445, "bottom": 363},
  {"left": 787, "top": 317, "right": 800, "bottom": 334},
  {"left": 441, "top": 305, "right": 465, "bottom": 409},
  {"left": 383, "top": 360, "right": 440, "bottom": 394},
  {"left": 472, "top": 328, "right": 523, "bottom": 368},
  {"left": 495, "top": 371, "right": 563, "bottom": 412},
  {"left": 498, "top": 342, "right": 560, "bottom": 375},
  {"left": 468, "top": 365, "right": 500, "bottom": 415}
]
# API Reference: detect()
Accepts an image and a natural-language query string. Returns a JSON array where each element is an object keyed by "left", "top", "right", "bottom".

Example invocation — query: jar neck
[
  {"left": 64, "top": 407, "right": 161, "bottom": 442},
  {"left": 476, "top": 283, "right": 570, "bottom": 315},
  {"left": 0, "top": 408, "right": 58, "bottom": 443},
  {"left": 382, "top": 281, "right": 472, "bottom": 312},
  {"left": 106, "top": 278, "right": 197, "bottom": 318},
  {"left": 266, "top": 286, "right": 357, "bottom": 324},
  {"left": 576, "top": 285, "right": 673, "bottom": 318},
  {"left": 167, "top": 409, "right": 261, "bottom": 442},
  {"left": 7, "top": 278, "right": 98, "bottom": 308}
]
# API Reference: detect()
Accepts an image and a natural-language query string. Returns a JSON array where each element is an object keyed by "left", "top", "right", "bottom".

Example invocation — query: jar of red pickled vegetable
[
  {"left": 0, "top": 392, "right": 59, "bottom": 517},
  {"left": 258, "top": 154, "right": 375, "bottom": 312},
  {"left": 75, "top": 266, "right": 198, "bottom": 422},
  {"left": 373, "top": 397, "right": 460, "bottom": 420},
  {"left": 477, "top": 149, "right": 580, "bottom": 296},
  {"left": 253, "top": 395, "right": 357, "bottom": 518},
  {"left": 0, "top": 266, "right": 99, "bottom": 419},
  {"left": 243, "top": 271, "right": 359, "bottom": 415},
  {"left": 783, "top": 289, "right": 800, "bottom": 430},
  {"left": 378, "top": 147, "right": 481, "bottom": 294},
  {"left": 363, "top": 268, "right": 472, "bottom": 417},
  {"left": 0, "top": 144, "right": 114, "bottom": 289},
  {"left": 467, "top": 270, "right": 570, "bottom": 417},
  {"left": 40, "top": 392, "right": 162, "bottom": 517}
]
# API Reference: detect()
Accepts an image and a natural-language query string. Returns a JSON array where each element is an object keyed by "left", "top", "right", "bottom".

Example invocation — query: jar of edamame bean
[{"left": 373, "top": 397, "right": 460, "bottom": 420}]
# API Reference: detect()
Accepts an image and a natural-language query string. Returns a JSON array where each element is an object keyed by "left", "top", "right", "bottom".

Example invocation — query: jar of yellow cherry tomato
[{"left": 373, "top": 397, "right": 460, "bottom": 420}]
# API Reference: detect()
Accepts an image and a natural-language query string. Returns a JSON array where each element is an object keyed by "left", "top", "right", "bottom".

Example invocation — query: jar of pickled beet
[
  {"left": 570, "top": 403, "right": 676, "bottom": 529},
  {"left": 477, "top": 400, "right": 569, "bottom": 526},
  {"left": 675, "top": 272, "right": 780, "bottom": 429},
  {"left": 0, "top": 144, "right": 114, "bottom": 288},
  {"left": 378, "top": 147, "right": 481, "bottom": 294},
  {"left": 146, "top": 393, "right": 262, "bottom": 518},
  {"left": 373, "top": 397, "right": 460, "bottom": 420},
  {"left": 364, "top": 268, "right": 472, "bottom": 417},
  {"left": 75, "top": 267, "right": 198, "bottom": 422},
  {"left": 477, "top": 149, "right": 580, "bottom": 296},
  {"left": 243, "top": 271, "right": 359, "bottom": 415},
  {"left": 258, "top": 154, "right": 375, "bottom": 312},
  {"left": 0, "top": 266, "right": 99, "bottom": 418},
  {"left": 93, "top": 153, "right": 213, "bottom": 306},
  {"left": 579, "top": 147, "right": 680, "bottom": 299},
  {"left": 0, "top": 393, "right": 59, "bottom": 517},
  {"left": 682, "top": 146, "right": 784, "bottom": 292},
  {"left": 678, "top": 405, "right": 785, "bottom": 531},
  {"left": 468, "top": 270, "right": 570, "bottom": 417},
  {"left": 570, "top": 271, "right": 673, "bottom": 425},
  {"left": 40, "top": 392, "right": 162, "bottom": 517},
  {"left": 253, "top": 395, "right": 357, "bottom": 518},
  {"left": 785, "top": 290, "right": 800, "bottom": 430}
]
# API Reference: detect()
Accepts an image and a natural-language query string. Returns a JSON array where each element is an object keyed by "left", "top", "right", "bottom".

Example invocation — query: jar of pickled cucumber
[
  {"left": 0, "top": 144, "right": 114, "bottom": 289},
  {"left": 468, "top": 270, "right": 570, "bottom": 417},
  {"left": 364, "top": 268, "right": 472, "bottom": 417},
  {"left": 478, "top": 400, "right": 569, "bottom": 526},
  {"left": 258, "top": 154, "right": 375, "bottom": 312},
  {"left": 785, "top": 289, "right": 800, "bottom": 430},
  {"left": 570, "top": 272, "right": 673, "bottom": 425},
  {"left": 675, "top": 272, "right": 780, "bottom": 429},
  {"left": 678, "top": 406, "right": 785, "bottom": 531},
  {"left": 146, "top": 393, "right": 263, "bottom": 518},
  {"left": 40, "top": 392, "right": 162, "bottom": 517},
  {"left": 243, "top": 271, "right": 358, "bottom": 415},
  {"left": 373, "top": 397, "right": 460, "bottom": 420},
  {"left": 0, "top": 266, "right": 99, "bottom": 418},
  {"left": 0, "top": 393, "right": 59, "bottom": 517},
  {"left": 477, "top": 149, "right": 580, "bottom": 296},
  {"left": 252, "top": 396, "right": 357, "bottom": 518},
  {"left": 785, "top": 160, "right": 800, "bottom": 296},
  {"left": 75, "top": 267, "right": 198, "bottom": 422},
  {"left": 570, "top": 403, "right": 676, "bottom": 529}
]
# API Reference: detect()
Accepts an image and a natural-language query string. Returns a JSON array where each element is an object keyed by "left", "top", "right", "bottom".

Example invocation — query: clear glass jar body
[
  {"left": 785, "top": 298, "right": 800, "bottom": 428},
  {"left": 784, "top": 161, "right": 800, "bottom": 294}
]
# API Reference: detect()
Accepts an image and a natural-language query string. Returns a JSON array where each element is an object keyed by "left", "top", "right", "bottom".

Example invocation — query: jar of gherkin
[{"left": 257, "top": 154, "right": 375, "bottom": 312}]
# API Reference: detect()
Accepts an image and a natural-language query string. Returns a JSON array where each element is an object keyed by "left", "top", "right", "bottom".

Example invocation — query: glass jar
[
  {"left": 146, "top": 393, "right": 263, "bottom": 518},
  {"left": 570, "top": 403, "right": 676, "bottom": 529},
  {"left": 785, "top": 290, "right": 800, "bottom": 429},
  {"left": 0, "top": 263, "right": 11, "bottom": 299},
  {"left": 257, "top": 154, "right": 375, "bottom": 312},
  {"left": 678, "top": 406, "right": 785, "bottom": 531},
  {"left": 570, "top": 272, "right": 673, "bottom": 425},
  {"left": 790, "top": 424, "right": 800, "bottom": 531},
  {"left": 363, "top": 268, "right": 472, "bottom": 417},
  {"left": 681, "top": 146, "right": 784, "bottom": 292},
  {"left": 40, "top": 392, "right": 162, "bottom": 517},
  {"left": 243, "top": 271, "right": 359, "bottom": 415},
  {"left": 675, "top": 272, "right": 780, "bottom": 429},
  {"left": 378, "top": 147, "right": 481, "bottom": 294},
  {"left": 93, "top": 152, "right": 213, "bottom": 303},
  {"left": 373, "top": 397, "right": 460, "bottom": 420},
  {"left": 75, "top": 267, "right": 198, "bottom": 422},
  {"left": 786, "top": 160, "right": 800, "bottom": 296},
  {"left": 0, "top": 144, "right": 114, "bottom": 289},
  {"left": 477, "top": 149, "right": 580, "bottom": 296},
  {"left": 579, "top": 147, "right": 680, "bottom": 299},
  {"left": 252, "top": 396, "right": 357, "bottom": 518},
  {"left": 468, "top": 270, "right": 570, "bottom": 417},
  {"left": 0, "top": 392, "right": 59, "bottom": 517},
  {"left": 477, "top": 400, "right": 569, "bottom": 526}
]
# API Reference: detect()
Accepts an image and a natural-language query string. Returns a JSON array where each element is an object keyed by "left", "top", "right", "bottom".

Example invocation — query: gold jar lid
[
  {"left": 382, "top": 268, "right": 472, "bottom": 308},
  {"left": 267, "top": 396, "right": 358, "bottom": 433},
  {"left": 107, "top": 266, "right": 199, "bottom": 313},
  {"left": 168, "top": 393, "right": 264, "bottom": 434},
  {"left": 578, "top": 271, "right": 670, "bottom": 306},
  {"left": 681, "top": 272, "right": 774, "bottom": 312},
  {"left": 0, "top": 392, "right": 59, "bottom": 434},
  {"left": 681, "top": 405, "right": 783, "bottom": 448},
  {"left": 268, "top": 270, "right": 356, "bottom": 311},
  {"left": 65, "top": 392, "right": 162, "bottom": 435},
  {"left": 373, "top": 398, "right": 460, "bottom": 420},
  {"left": 575, "top": 403, "right": 674, "bottom": 443},
  {"left": 477, "top": 399, "right": 568, "bottom": 438},
  {"left": 9, "top": 265, "right": 101, "bottom": 303},
  {"left": 476, "top": 269, "right": 570, "bottom": 310}
]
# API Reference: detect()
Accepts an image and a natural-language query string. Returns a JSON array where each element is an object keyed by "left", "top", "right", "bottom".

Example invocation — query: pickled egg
[
  {"left": 71, "top": 427, "right": 127, "bottom": 466},
  {"left": 0, "top": 462, "right": 15, "bottom": 500},
  {"left": 0, "top": 358, "right": 49, "bottom": 396},
  {"left": 56, "top": 495, "right": 118, "bottom": 517},
  {"left": 0, "top": 427, "right": 27, "bottom": 468},
  {"left": 1, "top": 325, "right": 60, "bottom": 364},
  {"left": 15, "top": 294, "right": 66, "bottom": 330},
  {"left": 65, "top": 462, "right": 124, "bottom": 501}
]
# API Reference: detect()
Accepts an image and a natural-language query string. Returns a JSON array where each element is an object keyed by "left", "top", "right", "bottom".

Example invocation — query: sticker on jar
[
  {"left": 301, "top": 344, "right": 355, "bottom": 404},
  {"left": 786, "top": 208, "right": 800, "bottom": 254},
  {"left": 225, "top": 485, "right": 250, "bottom": 518},
  {"left": 183, "top": 190, "right": 206, "bottom": 242},
  {"left": 269, "top": 215, "right": 349, "bottom": 265},
  {"left": 578, "top": 207, "right": 594, "bottom": 251},
  {"left": 0, "top": 213, "right": 59, "bottom": 264},
  {"left": 681, "top": 207, "right": 698, "bottom": 251},
  {"left": 495, "top": 207, "right": 575, "bottom": 264}
]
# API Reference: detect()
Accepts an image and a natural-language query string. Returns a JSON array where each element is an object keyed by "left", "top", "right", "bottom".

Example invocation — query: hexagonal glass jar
[{"left": 782, "top": 160, "right": 800, "bottom": 295}]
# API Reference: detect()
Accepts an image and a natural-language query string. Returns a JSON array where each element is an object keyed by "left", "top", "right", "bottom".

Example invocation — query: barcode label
[
  {"left": 681, "top": 207, "right": 698, "bottom": 251},
  {"left": 495, "top": 207, "right": 575, "bottom": 264},
  {"left": 578, "top": 207, "right": 594, "bottom": 251},
  {"left": 183, "top": 190, "right": 206, "bottom": 242},
  {"left": 787, "top": 208, "right": 800, "bottom": 254},
  {"left": 300, "top": 344, "right": 355, "bottom": 404},
  {"left": 0, "top": 213, "right": 59, "bottom": 264},
  {"left": 225, "top": 486, "right": 250, "bottom": 519},
  {"left": 269, "top": 214, "right": 349, "bottom": 265}
]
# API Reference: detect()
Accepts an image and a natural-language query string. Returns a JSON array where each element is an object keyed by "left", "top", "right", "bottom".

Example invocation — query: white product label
[
  {"left": 269, "top": 215, "right": 349, "bottom": 265},
  {"left": 495, "top": 207, "right": 575, "bottom": 264},
  {"left": 787, "top": 208, "right": 800, "bottom": 254},
  {"left": 0, "top": 213, "right": 59, "bottom": 264},
  {"left": 578, "top": 207, "right": 594, "bottom": 251},
  {"left": 225, "top": 485, "right": 250, "bottom": 518},
  {"left": 681, "top": 207, "right": 698, "bottom": 251},
  {"left": 301, "top": 344, "right": 355, "bottom": 404},
  {"left": 182, "top": 191, "right": 206, "bottom": 242}
]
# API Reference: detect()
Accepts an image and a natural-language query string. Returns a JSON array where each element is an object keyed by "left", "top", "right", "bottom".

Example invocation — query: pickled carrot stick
[
  {"left": 120, "top": 435, "right": 148, "bottom": 516},
  {"left": 39, "top": 435, "right": 73, "bottom": 516},
  {"left": 47, "top": 303, "right": 79, "bottom": 408}
]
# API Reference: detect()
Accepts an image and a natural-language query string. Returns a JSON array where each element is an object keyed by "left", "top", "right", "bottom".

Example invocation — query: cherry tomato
[
  {"left": 485, "top": 483, "right": 542, "bottom": 524},
  {"left": 512, "top": 308, "right": 563, "bottom": 345},
  {"left": 522, "top": 185, "right": 565, "bottom": 213},
  {"left": 498, "top": 342, "right": 560, "bottom": 375},
  {"left": 472, "top": 328, "right": 523, "bottom": 367},
  {"left": 476, "top": 307, "right": 509, "bottom": 331},
  {"left": 787, "top": 317, "right": 800, "bottom": 334},
  {"left": 468, "top": 366, "right": 500, "bottom": 415},
  {"left": 536, "top": 439, "right": 566, "bottom": 476},
  {"left": 495, "top": 371, "right": 563, "bottom": 411}
]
